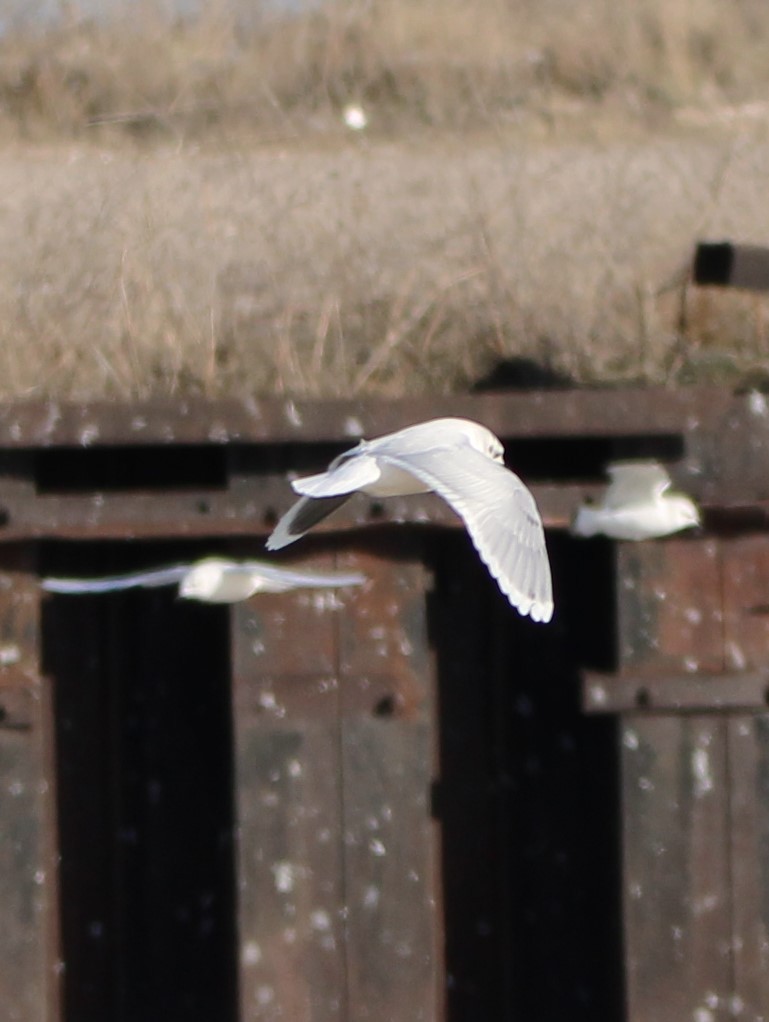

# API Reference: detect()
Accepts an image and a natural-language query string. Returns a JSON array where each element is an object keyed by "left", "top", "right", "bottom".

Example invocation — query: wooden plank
[
  {"left": 621, "top": 714, "right": 732, "bottom": 1022},
  {"left": 0, "top": 546, "right": 60, "bottom": 1022},
  {"left": 728, "top": 715, "right": 769, "bottom": 1019},
  {"left": 616, "top": 538, "right": 724, "bottom": 676},
  {"left": 336, "top": 543, "right": 440, "bottom": 1022}
]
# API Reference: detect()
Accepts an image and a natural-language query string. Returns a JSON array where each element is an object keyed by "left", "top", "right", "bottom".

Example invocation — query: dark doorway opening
[
  {"left": 429, "top": 529, "right": 623, "bottom": 1022},
  {"left": 41, "top": 541, "right": 238, "bottom": 1022}
]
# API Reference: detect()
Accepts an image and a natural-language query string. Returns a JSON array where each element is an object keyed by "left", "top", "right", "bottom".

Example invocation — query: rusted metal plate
[
  {"left": 582, "top": 669, "right": 769, "bottom": 713},
  {"left": 727, "top": 715, "right": 769, "bottom": 1017},
  {"left": 336, "top": 544, "right": 439, "bottom": 1021},
  {"left": 721, "top": 535, "right": 769, "bottom": 670},
  {"left": 621, "top": 715, "right": 732, "bottom": 1022},
  {"left": 0, "top": 547, "right": 59, "bottom": 1022},
  {"left": 616, "top": 538, "right": 724, "bottom": 677},
  {"left": 232, "top": 723, "right": 347, "bottom": 1022},
  {"left": 336, "top": 536, "right": 433, "bottom": 720},
  {"left": 0, "top": 388, "right": 766, "bottom": 542},
  {"left": 231, "top": 551, "right": 345, "bottom": 1021},
  {"left": 0, "top": 479, "right": 600, "bottom": 540},
  {"left": 0, "top": 388, "right": 738, "bottom": 447},
  {"left": 230, "top": 540, "right": 439, "bottom": 1022},
  {"left": 340, "top": 719, "right": 438, "bottom": 1021}
]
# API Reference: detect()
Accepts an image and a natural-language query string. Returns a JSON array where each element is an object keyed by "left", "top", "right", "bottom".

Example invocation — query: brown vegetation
[{"left": 0, "top": 1, "right": 769, "bottom": 400}]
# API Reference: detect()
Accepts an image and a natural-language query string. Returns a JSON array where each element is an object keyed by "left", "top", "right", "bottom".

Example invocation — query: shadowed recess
[{"left": 41, "top": 539, "right": 238, "bottom": 1022}]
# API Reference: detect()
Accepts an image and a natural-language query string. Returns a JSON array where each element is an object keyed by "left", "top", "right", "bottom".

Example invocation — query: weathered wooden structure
[{"left": 1, "top": 388, "right": 769, "bottom": 1021}]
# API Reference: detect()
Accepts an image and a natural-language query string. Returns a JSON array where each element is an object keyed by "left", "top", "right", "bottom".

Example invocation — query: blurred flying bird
[
  {"left": 41, "top": 556, "right": 366, "bottom": 603},
  {"left": 342, "top": 104, "right": 368, "bottom": 130},
  {"left": 571, "top": 461, "right": 700, "bottom": 541},
  {"left": 267, "top": 417, "right": 553, "bottom": 622}
]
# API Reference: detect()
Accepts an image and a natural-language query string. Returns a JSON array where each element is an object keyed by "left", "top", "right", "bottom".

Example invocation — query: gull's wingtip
[
  {"left": 530, "top": 600, "right": 554, "bottom": 624},
  {"left": 339, "top": 572, "right": 367, "bottom": 587},
  {"left": 265, "top": 519, "right": 298, "bottom": 552}
]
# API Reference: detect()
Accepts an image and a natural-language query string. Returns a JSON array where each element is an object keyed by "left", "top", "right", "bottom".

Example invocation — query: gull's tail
[{"left": 266, "top": 494, "right": 352, "bottom": 551}]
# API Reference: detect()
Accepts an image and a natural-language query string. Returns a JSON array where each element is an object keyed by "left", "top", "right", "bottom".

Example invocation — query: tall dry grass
[
  {"left": 0, "top": 0, "right": 766, "bottom": 140},
  {"left": 0, "top": 1, "right": 768, "bottom": 400}
]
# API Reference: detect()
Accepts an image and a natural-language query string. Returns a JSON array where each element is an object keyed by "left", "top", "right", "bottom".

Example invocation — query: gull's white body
[
  {"left": 267, "top": 417, "right": 553, "bottom": 623},
  {"left": 41, "top": 556, "right": 366, "bottom": 603},
  {"left": 572, "top": 461, "right": 700, "bottom": 541}
]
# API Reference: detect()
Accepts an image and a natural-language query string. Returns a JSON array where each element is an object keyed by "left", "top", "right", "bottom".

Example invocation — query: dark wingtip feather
[{"left": 266, "top": 494, "right": 353, "bottom": 551}]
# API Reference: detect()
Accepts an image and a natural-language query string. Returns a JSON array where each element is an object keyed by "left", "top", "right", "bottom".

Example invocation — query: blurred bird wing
[
  {"left": 379, "top": 446, "right": 553, "bottom": 622},
  {"left": 41, "top": 564, "right": 189, "bottom": 594},
  {"left": 234, "top": 561, "right": 366, "bottom": 592},
  {"left": 604, "top": 462, "right": 672, "bottom": 508}
]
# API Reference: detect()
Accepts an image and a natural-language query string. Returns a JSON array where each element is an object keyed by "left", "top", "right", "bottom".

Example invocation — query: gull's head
[
  {"left": 667, "top": 495, "right": 701, "bottom": 532},
  {"left": 459, "top": 419, "right": 505, "bottom": 464},
  {"left": 178, "top": 558, "right": 226, "bottom": 601}
]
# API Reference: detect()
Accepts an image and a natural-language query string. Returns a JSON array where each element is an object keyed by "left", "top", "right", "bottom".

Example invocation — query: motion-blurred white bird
[
  {"left": 266, "top": 417, "right": 553, "bottom": 622},
  {"left": 342, "top": 103, "right": 368, "bottom": 130},
  {"left": 571, "top": 461, "right": 700, "bottom": 541},
  {"left": 41, "top": 556, "right": 366, "bottom": 603}
]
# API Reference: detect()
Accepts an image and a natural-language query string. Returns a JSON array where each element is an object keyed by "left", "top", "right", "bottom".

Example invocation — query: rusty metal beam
[
  {"left": 582, "top": 669, "right": 769, "bottom": 713},
  {"left": 0, "top": 388, "right": 744, "bottom": 448},
  {"left": 0, "top": 388, "right": 763, "bottom": 540},
  {"left": 0, "top": 481, "right": 598, "bottom": 542}
]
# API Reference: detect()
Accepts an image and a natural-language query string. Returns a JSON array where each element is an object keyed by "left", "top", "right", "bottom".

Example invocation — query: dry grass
[
  {"left": 0, "top": 0, "right": 767, "bottom": 139},
  {"left": 1, "top": 1, "right": 769, "bottom": 400}
]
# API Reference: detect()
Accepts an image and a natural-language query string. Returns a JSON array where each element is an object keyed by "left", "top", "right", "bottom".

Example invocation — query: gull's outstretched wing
[
  {"left": 380, "top": 445, "right": 553, "bottom": 622},
  {"left": 604, "top": 461, "right": 671, "bottom": 508},
  {"left": 41, "top": 564, "right": 189, "bottom": 594},
  {"left": 232, "top": 561, "right": 366, "bottom": 591}
]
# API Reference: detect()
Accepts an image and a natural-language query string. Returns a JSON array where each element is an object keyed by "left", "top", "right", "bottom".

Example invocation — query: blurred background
[{"left": 0, "top": 0, "right": 768, "bottom": 400}]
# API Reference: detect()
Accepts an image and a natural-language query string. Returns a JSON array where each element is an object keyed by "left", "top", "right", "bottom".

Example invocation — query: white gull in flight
[
  {"left": 571, "top": 461, "right": 700, "bottom": 541},
  {"left": 41, "top": 556, "right": 366, "bottom": 603},
  {"left": 267, "top": 417, "right": 553, "bottom": 622}
]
